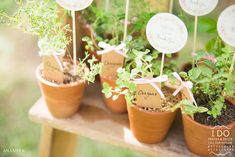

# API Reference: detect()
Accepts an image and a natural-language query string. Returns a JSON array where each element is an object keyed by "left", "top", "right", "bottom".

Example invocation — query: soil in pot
[
  {"left": 194, "top": 100, "right": 235, "bottom": 126},
  {"left": 36, "top": 61, "right": 87, "bottom": 118},
  {"left": 100, "top": 76, "right": 127, "bottom": 114},
  {"left": 183, "top": 100, "right": 235, "bottom": 157},
  {"left": 128, "top": 87, "right": 182, "bottom": 144}
]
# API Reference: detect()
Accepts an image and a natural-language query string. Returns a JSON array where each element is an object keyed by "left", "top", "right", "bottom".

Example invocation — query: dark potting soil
[
  {"left": 63, "top": 62, "right": 82, "bottom": 84},
  {"left": 140, "top": 87, "right": 182, "bottom": 112},
  {"left": 194, "top": 100, "right": 235, "bottom": 126}
]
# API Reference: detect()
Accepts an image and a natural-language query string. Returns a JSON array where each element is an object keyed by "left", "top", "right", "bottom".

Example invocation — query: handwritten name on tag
[
  {"left": 56, "top": 0, "right": 93, "bottom": 11},
  {"left": 146, "top": 13, "right": 188, "bottom": 54},
  {"left": 218, "top": 5, "right": 235, "bottom": 47},
  {"left": 136, "top": 83, "right": 161, "bottom": 108},
  {"left": 101, "top": 51, "right": 124, "bottom": 79},
  {"left": 43, "top": 56, "right": 64, "bottom": 83},
  {"left": 179, "top": 0, "right": 218, "bottom": 16}
]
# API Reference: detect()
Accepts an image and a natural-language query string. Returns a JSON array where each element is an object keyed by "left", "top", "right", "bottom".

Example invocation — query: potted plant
[
  {"left": 102, "top": 40, "right": 182, "bottom": 143},
  {"left": 173, "top": 46, "right": 235, "bottom": 156},
  {"left": 80, "top": 0, "right": 155, "bottom": 114},
  {"left": 1, "top": 0, "right": 101, "bottom": 118}
]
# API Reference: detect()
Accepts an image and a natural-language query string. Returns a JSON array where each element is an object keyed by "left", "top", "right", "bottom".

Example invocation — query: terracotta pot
[
  {"left": 36, "top": 65, "right": 86, "bottom": 118},
  {"left": 128, "top": 105, "right": 177, "bottom": 144},
  {"left": 180, "top": 62, "right": 193, "bottom": 72},
  {"left": 182, "top": 114, "right": 235, "bottom": 157},
  {"left": 227, "top": 97, "right": 235, "bottom": 106},
  {"left": 100, "top": 76, "right": 127, "bottom": 114}
]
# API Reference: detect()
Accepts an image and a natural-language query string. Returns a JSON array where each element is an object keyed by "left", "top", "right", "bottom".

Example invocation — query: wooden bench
[{"left": 28, "top": 82, "right": 198, "bottom": 157}]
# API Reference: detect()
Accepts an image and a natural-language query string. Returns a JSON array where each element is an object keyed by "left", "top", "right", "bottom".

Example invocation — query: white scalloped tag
[
  {"left": 179, "top": 0, "right": 218, "bottom": 16},
  {"left": 56, "top": 0, "right": 93, "bottom": 11},
  {"left": 218, "top": 5, "right": 235, "bottom": 47},
  {"left": 146, "top": 13, "right": 188, "bottom": 54}
]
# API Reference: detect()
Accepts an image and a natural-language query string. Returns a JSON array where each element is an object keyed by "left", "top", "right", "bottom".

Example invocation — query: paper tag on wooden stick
[
  {"left": 101, "top": 51, "right": 124, "bottom": 79},
  {"left": 97, "top": 42, "right": 127, "bottom": 79},
  {"left": 146, "top": 13, "right": 188, "bottom": 54},
  {"left": 136, "top": 83, "right": 162, "bottom": 108},
  {"left": 134, "top": 75, "right": 168, "bottom": 108},
  {"left": 179, "top": 0, "right": 218, "bottom": 16},
  {"left": 56, "top": 0, "right": 93, "bottom": 11},
  {"left": 42, "top": 55, "right": 64, "bottom": 83},
  {"left": 217, "top": 5, "right": 235, "bottom": 47}
]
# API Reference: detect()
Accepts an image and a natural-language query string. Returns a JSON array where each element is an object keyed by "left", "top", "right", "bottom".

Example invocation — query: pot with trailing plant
[
  {"left": 172, "top": 48, "right": 235, "bottom": 156},
  {"left": 1, "top": 0, "right": 100, "bottom": 118},
  {"left": 103, "top": 44, "right": 182, "bottom": 143}
]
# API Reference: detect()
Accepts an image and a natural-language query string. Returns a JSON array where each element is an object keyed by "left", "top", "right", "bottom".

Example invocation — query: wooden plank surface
[{"left": 29, "top": 82, "right": 198, "bottom": 157}]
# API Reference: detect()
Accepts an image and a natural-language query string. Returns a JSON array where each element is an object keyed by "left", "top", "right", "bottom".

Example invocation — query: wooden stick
[
  {"left": 123, "top": 0, "right": 130, "bottom": 42},
  {"left": 105, "top": 0, "right": 109, "bottom": 12},
  {"left": 229, "top": 49, "right": 235, "bottom": 76},
  {"left": 169, "top": 0, "right": 174, "bottom": 13},
  {"left": 160, "top": 53, "right": 165, "bottom": 76},
  {"left": 72, "top": 11, "right": 77, "bottom": 73},
  {"left": 192, "top": 16, "right": 198, "bottom": 68}
]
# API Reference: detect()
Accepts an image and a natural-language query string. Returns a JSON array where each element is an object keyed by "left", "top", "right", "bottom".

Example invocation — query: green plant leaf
[{"left": 189, "top": 68, "right": 201, "bottom": 80}]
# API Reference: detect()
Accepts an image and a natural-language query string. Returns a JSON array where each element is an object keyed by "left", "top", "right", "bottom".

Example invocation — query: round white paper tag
[
  {"left": 56, "top": 0, "right": 93, "bottom": 11},
  {"left": 179, "top": 0, "right": 218, "bottom": 16},
  {"left": 218, "top": 5, "right": 235, "bottom": 47},
  {"left": 146, "top": 13, "right": 188, "bottom": 54}
]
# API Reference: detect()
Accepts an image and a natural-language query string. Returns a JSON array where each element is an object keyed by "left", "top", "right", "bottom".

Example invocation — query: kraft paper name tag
[
  {"left": 136, "top": 83, "right": 161, "bottom": 108},
  {"left": 43, "top": 56, "right": 64, "bottom": 83},
  {"left": 56, "top": 0, "right": 93, "bottom": 11},
  {"left": 146, "top": 13, "right": 188, "bottom": 54},
  {"left": 218, "top": 5, "right": 235, "bottom": 47},
  {"left": 101, "top": 51, "right": 124, "bottom": 79},
  {"left": 179, "top": 0, "right": 218, "bottom": 16}
]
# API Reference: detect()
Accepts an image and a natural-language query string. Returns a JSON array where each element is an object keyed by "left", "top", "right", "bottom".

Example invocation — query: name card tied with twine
[
  {"left": 39, "top": 39, "right": 65, "bottom": 84},
  {"left": 172, "top": 72, "right": 198, "bottom": 106},
  {"left": 134, "top": 75, "right": 168, "bottom": 108},
  {"left": 97, "top": 42, "right": 127, "bottom": 79}
]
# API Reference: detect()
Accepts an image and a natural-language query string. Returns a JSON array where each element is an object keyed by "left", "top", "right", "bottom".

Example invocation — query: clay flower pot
[
  {"left": 227, "top": 97, "right": 235, "bottom": 105},
  {"left": 128, "top": 105, "right": 177, "bottom": 144},
  {"left": 100, "top": 76, "right": 127, "bottom": 114},
  {"left": 180, "top": 62, "right": 193, "bottom": 72},
  {"left": 182, "top": 114, "right": 235, "bottom": 157},
  {"left": 36, "top": 65, "right": 86, "bottom": 118}
]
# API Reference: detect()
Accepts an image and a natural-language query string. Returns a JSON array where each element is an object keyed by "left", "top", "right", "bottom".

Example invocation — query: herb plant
[
  {"left": 81, "top": 0, "right": 155, "bottom": 50},
  {"left": 177, "top": 43, "right": 234, "bottom": 119},
  {"left": 77, "top": 52, "right": 101, "bottom": 83},
  {"left": 102, "top": 37, "right": 178, "bottom": 106},
  {"left": 172, "top": 100, "right": 208, "bottom": 119},
  {"left": 0, "top": 0, "right": 71, "bottom": 55},
  {"left": 0, "top": 0, "right": 101, "bottom": 83}
]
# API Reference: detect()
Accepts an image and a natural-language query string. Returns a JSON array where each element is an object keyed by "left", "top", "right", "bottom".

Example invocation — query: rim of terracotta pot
[
  {"left": 35, "top": 64, "right": 86, "bottom": 88},
  {"left": 129, "top": 104, "right": 175, "bottom": 115},
  {"left": 183, "top": 113, "right": 235, "bottom": 129}
]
